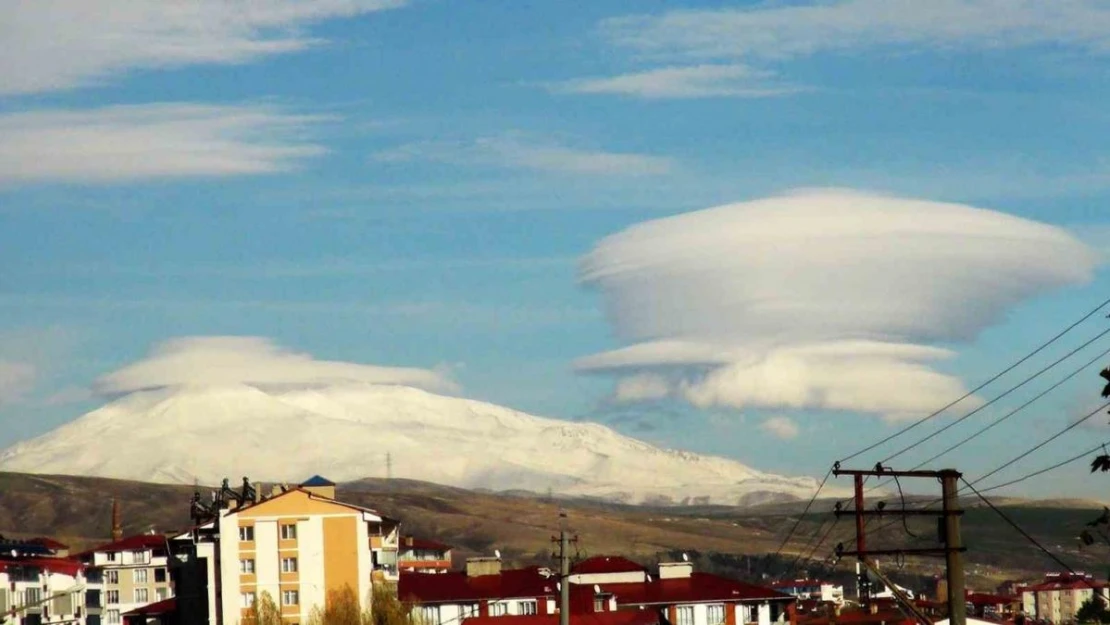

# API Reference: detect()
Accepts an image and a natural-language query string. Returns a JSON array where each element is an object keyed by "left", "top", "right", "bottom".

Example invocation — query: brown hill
[{"left": 2, "top": 471, "right": 1107, "bottom": 593}]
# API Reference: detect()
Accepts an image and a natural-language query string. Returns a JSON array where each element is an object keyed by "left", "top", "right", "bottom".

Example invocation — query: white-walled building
[
  {"left": 0, "top": 554, "right": 97, "bottom": 625},
  {"left": 76, "top": 534, "right": 174, "bottom": 625}
]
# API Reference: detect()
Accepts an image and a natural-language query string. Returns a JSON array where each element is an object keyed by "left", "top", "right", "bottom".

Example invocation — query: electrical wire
[
  {"left": 879, "top": 326, "right": 1110, "bottom": 465},
  {"left": 772, "top": 468, "right": 832, "bottom": 562},
  {"left": 965, "top": 399, "right": 1110, "bottom": 489},
  {"left": 865, "top": 342, "right": 1110, "bottom": 494},
  {"left": 837, "top": 295, "right": 1110, "bottom": 465},
  {"left": 976, "top": 439, "right": 1110, "bottom": 495}
]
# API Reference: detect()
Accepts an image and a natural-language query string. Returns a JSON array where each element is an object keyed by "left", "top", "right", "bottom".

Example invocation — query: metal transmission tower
[
  {"left": 386, "top": 452, "right": 393, "bottom": 480},
  {"left": 832, "top": 465, "right": 966, "bottom": 625}
]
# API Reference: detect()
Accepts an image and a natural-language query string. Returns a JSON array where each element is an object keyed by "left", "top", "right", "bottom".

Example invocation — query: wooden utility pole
[{"left": 832, "top": 466, "right": 966, "bottom": 625}]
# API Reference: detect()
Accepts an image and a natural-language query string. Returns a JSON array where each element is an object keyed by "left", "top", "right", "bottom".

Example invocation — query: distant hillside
[{"left": 2, "top": 471, "right": 1108, "bottom": 593}]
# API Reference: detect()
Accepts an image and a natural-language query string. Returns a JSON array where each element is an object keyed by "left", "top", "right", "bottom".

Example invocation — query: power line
[
  {"left": 772, "top": 468, "right": 832, "bottom": 562},
  {"left": 864, "top": 340, "right": 1110, "bottom": 495},
  {"left": 966, "top": 399, "right": 1110, "bottom": 489},
  {"left": 976, "top": 440, "right": 1110, "bottom": 495},
  {"left": 961, "top": 478, "right": 1096, "bottom": 584},
  {"left": 879, "top": 326, "right": 1110, "bottom": 465},
  {"left": 837, "top": 295, "right": 1110, "bottom": 465}
]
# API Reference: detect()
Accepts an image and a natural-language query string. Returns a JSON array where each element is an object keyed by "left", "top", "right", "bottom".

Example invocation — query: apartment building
[
  {"left": 77, "top": 535, "right": 174, "bottom": 625},
  {"left": 768, "top": 580, "right": 844, "bottom": 606},
  {"left": 398, "top": 537, "right": 452, "bottom": 575},
  {"left": 1021, "top": 573, "right": 1110, "bottom": 624},
  {"left": 399, "top": 555, "right": 793, "bottom": 625},
  {"left": 169, "top": 475, "right": 399, "bottom": 625},
  {"left": 0, "top": 549, "right": 96, "bottom": 625}
]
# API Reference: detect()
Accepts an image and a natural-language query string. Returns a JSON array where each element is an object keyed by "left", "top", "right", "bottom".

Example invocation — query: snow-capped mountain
[{"left": 0, "top": 383, "right": 825, "bottom": 505}]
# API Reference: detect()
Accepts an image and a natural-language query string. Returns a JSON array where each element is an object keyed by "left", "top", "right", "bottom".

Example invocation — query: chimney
[
  {"left": 466, "top": 557, "right": 502, "bottom": 577},
  {"left": 270, "top": 484, "right": 283, "bottom": 498},
  {"left": 301, "top": 475, "right": 336, "bottom": 500},
  {"left": 111, "top": 499, "right": 123, "bottom": 541},
  {"left": 405, "top": 536, "right": 414, "bottom": 547}
]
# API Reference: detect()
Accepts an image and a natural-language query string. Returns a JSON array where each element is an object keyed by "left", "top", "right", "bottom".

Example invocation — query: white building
[
  {"left": 0, "top": 554, "right": 97, "bottom": 625},
  {"left": 76, "top": 534, "right": 174, "bottom": 625}
]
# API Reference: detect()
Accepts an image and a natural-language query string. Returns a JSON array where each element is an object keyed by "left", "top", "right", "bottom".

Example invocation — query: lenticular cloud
[
  {"left": 577, "top": 188, "right": 1099, "bottom": 421},
  {"left": 94, "top": 336, "right": 455, "bottom": 395}
]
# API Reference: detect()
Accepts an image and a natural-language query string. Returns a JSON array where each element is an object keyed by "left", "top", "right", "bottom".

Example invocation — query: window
[
  {"left": 519, "top": 601, "right": 537, "bottom": 616},
  {"left": 156, "top": 588, "right": 167, "bottom": 602},
  {"left": 594, "top": 599, "right": 604, "bottom": 613},
  {"left": 241, "top": 592, "right": 256, "bottom": 609},
  {"left": 106, "top": 610, "right": 121, "bottom": 624},
  {"left": 105, "top": 552, "right": 117, "bottom": 562},
  {"left": 282, "top": 590, "right": 300, "bottom": 606},
  {"left": 154, "top": 568, "right": 166, "bottom": 583},
  {"left": 134, "top": 569, "right": 148, "bottom": 584},
  {"left": 282, "top": 558, "right": 298, "bottom": 573},
  {"left": 130, "top": 551, "right": 149, "bottom": 565},
  {"left": 676, "top": 606, "right": 694, "bottom": 625},
  {"left": 461, "top": 605, "right": 479, "bottom": 619},
  {"left": 490, "top": 603, "right": 507, "bottom": 617},
  {"left": 239, "top": 526, "right": 254, "bottom": 541},
  {"left": 105, "top": 570, "right": 119, "bottom": 585},
  {"left": 281, "top": 524, "right": 298, "bottom": 540},
  {"left": 105, "top": 590, "right": 120, "bottom": 605},
  {"left": 135, "top": 588, "right": 149, "bottom": 604},
  {"left": 707, "top": 604, "right": 725, "bottom": 625},
  {"left": 418, "top": 606, "right": 440, "bottom": 625},
  {"left": 240, "top": 559, "right": 256, "bottom": 574}
]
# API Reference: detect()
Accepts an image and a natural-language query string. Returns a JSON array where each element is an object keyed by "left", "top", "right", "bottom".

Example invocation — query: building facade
[
  {"left": 398, "top": 537, "right": 452, "bottom": 574},
  {"left": 77, "top": 535, "right": 173, "bottom": 625},
  {"left": 1021, "top": 573, "right": 1110, "bottom": 624},
  {"left": 0, "top": 551, "right": 97, "bottom": 625},
  {"left": 170, "top": 475, "right": 399, "bottom": 625}
]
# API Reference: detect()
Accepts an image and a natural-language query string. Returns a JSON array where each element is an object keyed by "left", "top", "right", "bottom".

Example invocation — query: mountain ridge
[{"left": 0, "top": 383, "right": 832, "bottom": 506}]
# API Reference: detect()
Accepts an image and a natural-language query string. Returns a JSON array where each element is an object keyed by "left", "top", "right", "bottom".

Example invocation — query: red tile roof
[
  {"left": 403, "top": 537, "right": 453, "bottom": 551},
  {"left": 0, "top": 557, "right": 85, "bottom": 577},
  {"left": 123, "top": 597, "right": 176, "bottom": 617},
  {"left": 399, "top": 567, "right": 557, "bottom": 604},
  {"left": 573, "top": 556, "right": 646, "bottom": 575},
  {"left": 600, "top": 573, "right": 793, "bottom": 605},
  {"left": 464, "top": 609, "right": 660, "bottom": 625},
  {"left": 28, "top": 537, "right": 69, "bottom": 551},
  {"left": 76, "top": 534, "right": 169, "bottom": 559}
]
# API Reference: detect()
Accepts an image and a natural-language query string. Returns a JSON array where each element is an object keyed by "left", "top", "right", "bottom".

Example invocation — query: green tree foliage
[{"left": 1076, "top": 597, "right": 1110, "bottom": 624}]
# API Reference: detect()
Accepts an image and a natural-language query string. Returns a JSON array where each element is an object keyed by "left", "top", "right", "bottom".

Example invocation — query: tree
[
  {"left": 243, "top": 591, "right": 283, "bottom": 625},
  {"left": 1076, "top": 597, "right": 1110, "bottom": 624},
  {"left": 305, "top": 583, "right": 418, "bottom": 625}
]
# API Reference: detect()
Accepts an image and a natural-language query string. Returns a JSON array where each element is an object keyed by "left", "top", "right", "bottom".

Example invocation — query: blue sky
[{"left": 2, "top": 0, "right": 1110, "bottom": 498}]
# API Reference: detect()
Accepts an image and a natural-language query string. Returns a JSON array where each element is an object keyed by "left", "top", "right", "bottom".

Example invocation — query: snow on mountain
[{"left": 0, "top": 383, "right": 827, "bottom": 505}]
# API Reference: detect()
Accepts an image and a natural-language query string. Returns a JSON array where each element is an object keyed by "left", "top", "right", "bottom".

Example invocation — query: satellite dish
[
  {"left": 594, "top": 585, "right": 601, "bottom": 594},
  {"left": 682, "top": 553, "right": 689, "bottom": 562},
  {"left": 556, "top": 583, "right": 561, "bottom": 591},
  {"left": 646, "top": 575, "right": 652, "bottom": 582},
  {"left": 10, "top": 549, "right": 16, "bottom": 557},
  {"left": 494, "top": 549, "right": 501, "bottom": 560}
]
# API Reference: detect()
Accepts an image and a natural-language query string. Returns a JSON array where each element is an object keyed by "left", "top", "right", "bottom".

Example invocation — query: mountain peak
[{"left": 0, "top": 384, "right": 824, "bottom": 506}]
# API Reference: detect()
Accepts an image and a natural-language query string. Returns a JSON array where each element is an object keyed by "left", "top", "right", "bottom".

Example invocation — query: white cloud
[
  {"left": 601, "top": 0, "right": 1110, "bottom": 60},
  {"left": 577, "top": 188, "right": 1100, "bottom": 421},
  {"left": 372, "top": 134, "right": 673, "bottom": 176},
  {"left": 0, "top": 0, "right": 407, "bottom": 95},
  {"left": 760, "top": 416, "right": 800, "bottom": 440},
  {"left": 555, "top": 65, "right": 802, "bottom": 99},
  {"left": 573, "top": 0, "right": 1110, "bottom": 99},
  {"left": 0, "top": 104, "right": 326, "bottom": 184},
  {"left": 93, "top": 336, "right": 456, "bottom": 395},
  {"left": 0, "top": 361, "right": 36, "bottom": 407}
]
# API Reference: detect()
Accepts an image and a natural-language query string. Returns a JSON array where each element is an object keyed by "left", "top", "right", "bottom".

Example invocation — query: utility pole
[
  {"left": 551, "top": 511, "right": 577, "bottom": 625},
  {"left": 832, "top": 465, "right": 966, "bottom": 625}
]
